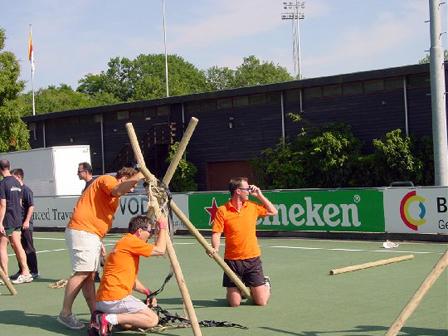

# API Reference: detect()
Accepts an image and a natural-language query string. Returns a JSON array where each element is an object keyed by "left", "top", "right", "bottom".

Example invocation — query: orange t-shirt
[
  {"left": 68, "top": 175, "right": 119, "bottom": 238},
  {"left": 96, "top": 233, "right": 153, "bottom": 301},
  {"left": 212, "top": 200, "right": 267, "bottom": 260}
]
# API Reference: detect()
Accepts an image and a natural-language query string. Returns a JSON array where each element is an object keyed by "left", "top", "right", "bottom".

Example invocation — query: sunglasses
[{"left": 142, "top": 226, "right": 156, "bottom": 234}]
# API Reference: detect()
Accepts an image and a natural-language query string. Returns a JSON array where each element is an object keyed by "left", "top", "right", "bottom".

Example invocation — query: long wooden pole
[
  {"left": 163, "top": 117, "right": 198, "bottom": 186},
  {"left": 126, "top": 122, "right": 202, "bottom": 336},
  {"left": 170, "top": 201, "right": 252, "bottom": 299},
  {"left": 0, "top": 268, "right": 17, "bottom": 295},
  {"left": 329, "top": 255, "right": 414, "bottom": 275},
  {"left": 385, "top": 250, "right": 448, "bottom": 336}
]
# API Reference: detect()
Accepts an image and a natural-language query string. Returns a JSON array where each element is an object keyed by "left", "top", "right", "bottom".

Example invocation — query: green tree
[
  {"left": 205, "top": 55, "right": 293, "bottom": 90},
  {"left": 78, "top": 54, "right": 208, "bottom": 102},
  {"left": 418, "top": 50, "right": 448, "bottom": 64},
  {"left": 14, "top": 84, "right": 119, "bottom": 117},
  {"left": 166, "top": 142, "right": 198, "bottom": 192},
  {"left": 0, "top": 27, "right": 29, "bottom": 151},
  {"left": 204, "top": 66, "right": 235, "bottom": 91},
  {"left": 371, "top": 129, "right": 423, "bottom": 185},
  {"left": 252, "top": 123, "right": 361, "bottom": 189}
]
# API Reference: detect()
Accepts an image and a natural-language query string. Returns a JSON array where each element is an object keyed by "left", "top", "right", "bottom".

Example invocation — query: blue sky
[{"left": 1, "top": 0, "right": 447, "bottom": 92}]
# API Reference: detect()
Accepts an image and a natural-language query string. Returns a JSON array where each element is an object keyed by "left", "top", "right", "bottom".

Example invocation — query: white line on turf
[{"left": 269, "top": 245, "right": 439, "bottom": 254}]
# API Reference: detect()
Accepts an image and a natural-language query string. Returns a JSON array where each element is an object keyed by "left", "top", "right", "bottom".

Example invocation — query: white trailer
[{"left": 0, "top": 145, "right": 91, "bottom": 196}]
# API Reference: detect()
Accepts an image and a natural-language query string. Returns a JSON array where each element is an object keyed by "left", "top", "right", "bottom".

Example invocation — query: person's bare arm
[
  {"left": 151, "top": 217, "right": 168, "bottom": 256},
  {"left": 250, "top": 185, "right": 278, "bottom": 216},
  {"left": 0, "top": 199, "right": 6, "bottom": 235},
  {"left": 111, "top": 172, "right": 144, "bottom": 197},
  {"left": 22, "top": 205, "right": 34, "bottom": 230},
  {"left": 210, "top": 231, "right": 222, "bottom": 255}
]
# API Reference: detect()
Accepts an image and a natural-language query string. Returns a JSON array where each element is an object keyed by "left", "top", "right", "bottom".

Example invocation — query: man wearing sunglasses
[
  {"left": 91, "top": 215, "right": 167, "bottom": 336},
  {"left": 211, "top": 177, "right": 277, "bottom": 307}
]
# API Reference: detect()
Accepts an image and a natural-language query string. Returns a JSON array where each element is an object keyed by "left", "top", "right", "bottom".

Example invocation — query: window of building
[
  {"left": 94, "top": 114, "right": 103, "bottom": 123},
  {"left": 233, "top": 96, "right": 249, "bottom": 107},
  {"left": 217, "top": 98, "right": 233, "bottom": 109},
  {"left": 407, "top": 73, "right": 430, "bottom": 89},
  {"left": 29, "top": 123, "right": 37, "bottom": 140},
  {"left": 249, "top": 94, "right": 266, "bottom": 105},
  {"left": 185, "top": 102, "right": 202, "bottom": 113},
  {"left": 304, "top": 87, "right": 322, "bottom": 100},
  {"left": 203, "top": 100, "right": 217, "bottom": 111},
  {"left": 286, "top": 89, "right": 300, "bottom": 103},
  {"left": 267, "top": 92, "right": 281, "bottom": 104},
  {"left": 144, "top": 107, "right": 157, "bottom": 120},
  {"left": 364, "top": 79, "right": 384, "bottom": 93},
  {"left": 384, "top": 77, "right": 403, "bottom": 90},
  {"left": 323, "top": 84, "right": 342, "bottom": 97},
  {"left": 342, "top": 82, "right": 363, "bottom": 96},
  {"left": 117, "top": 110, "right": 129, "bottom": 120},
  {"left": 157, "top": 106, "right": 170, "bottom": 117}
]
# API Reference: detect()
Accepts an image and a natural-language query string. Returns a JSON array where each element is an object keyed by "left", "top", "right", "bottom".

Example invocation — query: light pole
[
  {"left": 162, "top": 0, "right": 169, "bottom": 97},
  {"left": 281, "top": 1, "right": 305, "bottom": 79}
]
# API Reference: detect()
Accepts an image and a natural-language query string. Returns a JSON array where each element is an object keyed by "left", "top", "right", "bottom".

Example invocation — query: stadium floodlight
[{"left": 281, "top": 1, "right": 305, "bottom": 79}]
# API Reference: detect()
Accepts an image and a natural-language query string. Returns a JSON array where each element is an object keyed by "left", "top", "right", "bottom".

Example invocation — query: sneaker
[
  {"left": 31, "top": 272, "right": 40, "bottom": 279},
  {"left": 11, "top": 274, "right": 33, "bottom": 284},
  {"left": 264, "top": 275, "right": 271, "bottom": 293},
  {"left": 56, "top": 313, "right": 85, "bottom": 330},
  {"left": 95, "top": 313, "right": 112, "bottom": 336},
  {"left": 9, "top": 271, "right": 21, "bottom": 281}
]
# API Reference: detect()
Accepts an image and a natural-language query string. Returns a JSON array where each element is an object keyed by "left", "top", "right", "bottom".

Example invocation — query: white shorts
[
  {"left": 65, "top": 228, "right": 101, "bottom": 273},
  {"left": 96, "top": 295, "right": 148, "bottom": 314}
]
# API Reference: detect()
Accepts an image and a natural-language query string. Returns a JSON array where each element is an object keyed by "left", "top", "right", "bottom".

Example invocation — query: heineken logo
[{"left": 262, "top": 196, "right": 362, "bottom": 227}]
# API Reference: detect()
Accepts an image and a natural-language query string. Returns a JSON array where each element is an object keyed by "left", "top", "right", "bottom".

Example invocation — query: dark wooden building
[{"left": 23, "top": 63, "right": 447, "bottom": 190}]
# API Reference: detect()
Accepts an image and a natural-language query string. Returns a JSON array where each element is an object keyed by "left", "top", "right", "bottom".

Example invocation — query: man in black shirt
[
  {"left": 0, "top": 160, "right": 32, "bottom": 284},
  {"left": 10, "top": 168, "right": 39, "bottom": 279}
]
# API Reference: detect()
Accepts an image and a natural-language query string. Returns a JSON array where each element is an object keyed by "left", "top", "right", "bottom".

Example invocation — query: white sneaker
[
  {"left": 11, "top": 274, "right": 33, "bottom": 284},
  {"left": 264, "top": 275, "right": 271, "bottom": 293}
]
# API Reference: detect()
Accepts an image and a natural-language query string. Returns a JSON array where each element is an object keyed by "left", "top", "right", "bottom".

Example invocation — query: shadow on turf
[
  {"left": 261, "top": 325, "right": 448, "bottom": 335},
  {"left": 0, "top": 309, "right": 84, "bottom": 335}
]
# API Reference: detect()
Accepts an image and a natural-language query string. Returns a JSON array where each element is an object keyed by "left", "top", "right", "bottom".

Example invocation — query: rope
[{"left": 143, "top": 271, "right": 248, "bottom": 332}]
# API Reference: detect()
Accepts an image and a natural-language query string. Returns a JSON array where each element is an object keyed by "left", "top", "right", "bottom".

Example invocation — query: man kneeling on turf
[{"left": 91, "top": 215, "right": 167, "bottom": 335}]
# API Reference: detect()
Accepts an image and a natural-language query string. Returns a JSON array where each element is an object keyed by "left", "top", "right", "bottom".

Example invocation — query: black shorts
[{"left": 222, "top": 256, "right": 265, "bottom": 288}]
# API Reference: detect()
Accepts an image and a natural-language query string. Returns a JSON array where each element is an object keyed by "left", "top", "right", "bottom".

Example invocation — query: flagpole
[
  {"left": 29, "top": 24, "right": 36, "bottom": 116},
  {"left": 31, "top": 64, "right": 35, "bottom": 116}
]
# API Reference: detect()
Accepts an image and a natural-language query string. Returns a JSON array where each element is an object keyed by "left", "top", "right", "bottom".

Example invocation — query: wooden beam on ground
[
  {"left": 329, "top": 255, "right": 414, "bottom": 275},
  {"left": 126, "top": 122, "right": 202, "bottom": 336},
  {"left": 0, "top": 268, "right": 17, "bottom": 295},
  {"left": 385, "top": 250, "right": 448, "bottom": 336}
]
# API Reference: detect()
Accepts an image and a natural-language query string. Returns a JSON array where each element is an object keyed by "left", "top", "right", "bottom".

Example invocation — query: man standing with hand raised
[{"left": 211, "top": 177, "right": 277, "bottom": 307}]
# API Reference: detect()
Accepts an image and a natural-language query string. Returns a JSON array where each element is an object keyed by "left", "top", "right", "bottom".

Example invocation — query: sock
[{"left": 105, "top": 314, "right": 118, "bottom": 325}]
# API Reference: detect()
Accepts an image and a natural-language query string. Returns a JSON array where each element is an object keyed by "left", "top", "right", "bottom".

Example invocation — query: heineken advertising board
[{"left": 188, "top": 190, "right": 385, "bottom": 232}]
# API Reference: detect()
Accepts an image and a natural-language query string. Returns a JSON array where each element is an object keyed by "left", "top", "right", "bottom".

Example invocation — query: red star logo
[{"left": 205, "top": 198, "right": 219, "bottom": 225}]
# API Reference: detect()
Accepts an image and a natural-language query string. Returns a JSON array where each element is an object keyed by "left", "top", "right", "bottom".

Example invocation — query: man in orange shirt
[
  {"left": 90, "top": 215, "right": 167, "bottom": 336},
  {"left": 211, "top": 177, "right": 277, "bottom": 307},
  {"left": 58, "top": 167, "right": 144, "bottom": 330}
]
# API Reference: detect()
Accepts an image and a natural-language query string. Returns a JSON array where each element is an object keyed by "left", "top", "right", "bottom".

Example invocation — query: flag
[{"left": 28, "top": 26, "right": 35, "bottom": 74}]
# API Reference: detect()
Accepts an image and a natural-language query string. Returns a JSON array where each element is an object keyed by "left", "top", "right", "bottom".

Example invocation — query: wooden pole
[
  {"left": 160, "top": 117, "right": 251, "bottom": 300},
  {"left": 385, "top": 250, "right": 448, "bottom": 336},
  {"left": 0, "top": 268, "right": 17, "bottom": 295},
  {"left": 170, "top": 201, "right": 252, "bottom": 299},
  {"left": 329, "top": 255, "right": 414, "bottom": 275},
  {"left": 163, "top": 117, "right": 198, "bottom": 186},
  {"left": 126, "top": 122, "right": 202, "bottom": 336}
]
